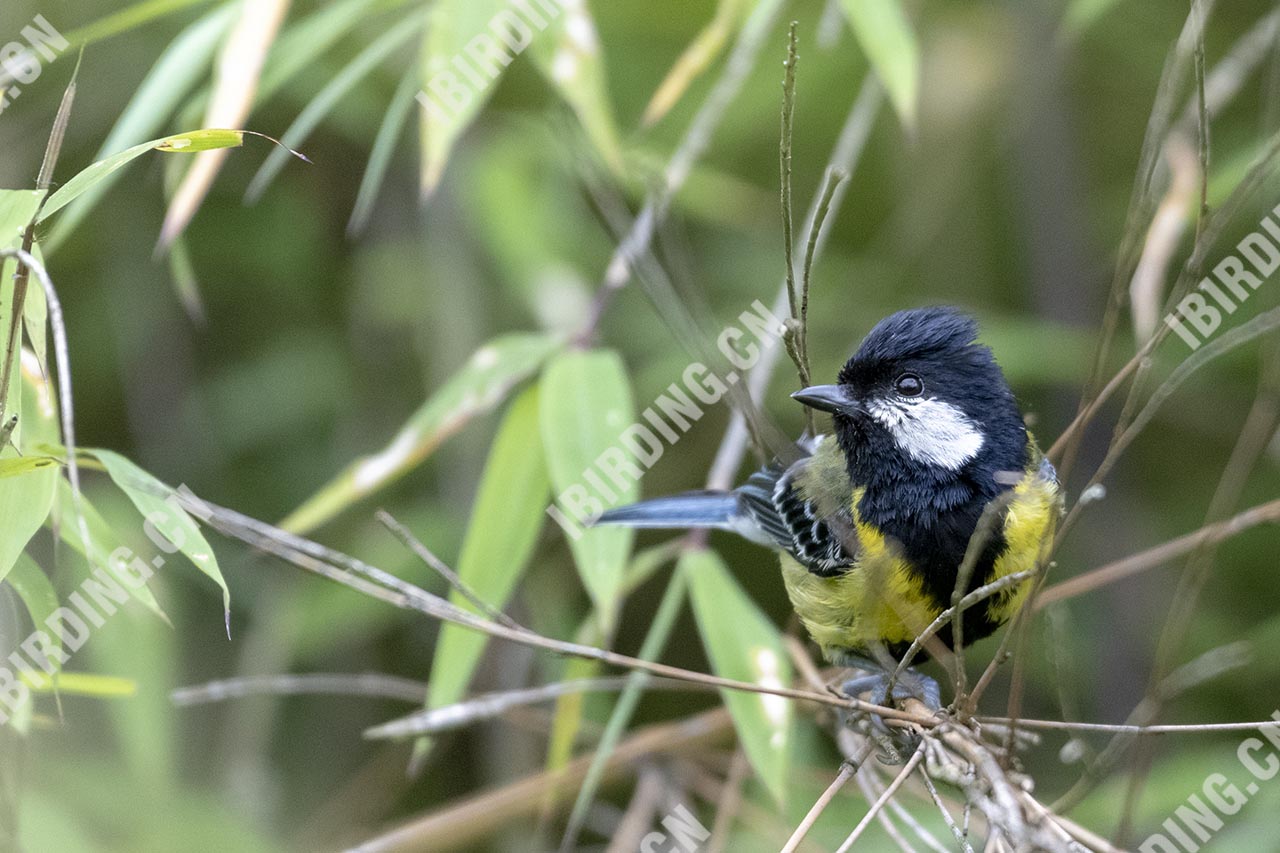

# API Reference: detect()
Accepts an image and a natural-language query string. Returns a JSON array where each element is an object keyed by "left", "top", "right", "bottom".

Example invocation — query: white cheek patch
[{"left": 868, "top": 397, "right": 985, "bottom": 470}]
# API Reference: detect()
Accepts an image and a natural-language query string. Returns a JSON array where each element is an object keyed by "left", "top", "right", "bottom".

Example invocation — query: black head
[{"left": 792, "top": 307, "right": 1027, "bottom": 518}]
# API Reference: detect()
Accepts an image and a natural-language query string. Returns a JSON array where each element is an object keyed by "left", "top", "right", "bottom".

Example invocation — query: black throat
[{"left": 841, "top": 422, "right": 1027, "bottom": 649}]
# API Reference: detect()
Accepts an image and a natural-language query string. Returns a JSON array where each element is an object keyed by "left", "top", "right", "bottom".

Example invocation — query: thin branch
[
  {"left": 180, "top": 494, "right": 932, "bottom": 724},
  {"left": 364, "top": 677, "right": 711, "bottom": 739},
  {"left": 577, "top": 0, "right": 787, "bottom": 342},
  {"left": 171, "top": 672, "right": 429, "bottom": 705},
  {"left": 375, "top": 509, "right": 523, "bottom": 631},
  {"left": 834, "top": 744, "right": 926, "bottom": 853},
  {"left": 351, "top": 708, "right": 734, "bottom": 853},
  {"left": 887, "top": 569, "right": 1039, "bottom": 697},
  {"left": 706, "top": 750, "right": 750, "bottom": 853},
  {"left": 919, "top": 769, "right": 976, "bottom": 853},
  {"left": 974, "top": 716, "right": 1280, "bottom": 736},
  {"left": 780, "top": 21, "right": 799, "bottom": 324},
  {"left": 782, "top": 747, "right": 870, "bottom": 853},
  {"left": 1036, "top": 497, "right": 1280, "bottom": 606},
  {"left": 0, "top": 249, "right": 92, "bottom": 567},
  {"left": 705, "top": 76, "right": 882, "bottom": 489},
  {"left": 0, "top": 54, "right": 77, "bottom": 423}
]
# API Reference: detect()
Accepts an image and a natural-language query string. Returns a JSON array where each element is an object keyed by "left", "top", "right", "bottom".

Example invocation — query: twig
[
  {"left": 780, "top": 21, "right": 799, "bottom": 325},
  {"left": 0, "top": 249, "right": 93, "bottom": 568},
  {"left": 1191, "top": 0, "right": 1211, "bottom": 241},
  {"left": 348, "top": 708, "right": 733, "bottom": 853},
  {"left": 950, "top": 492, "right": 1017, "bottom": 702},
  {"left": 363, "top": 677, "right": 710, "bottom": 739},
  {"left": 1036, "top": 497, "right": 1280, "bottom": 606},
  {"left": 887, "top": 569, "right": 1039, "bottom": 698},
  {"left": 706, "top": 750, "right": 750, "bottom": 853},
  {"left": 705, "top": 76, "right": 882, "bottom": 488},
  {"left": 800, "top": 167, "right": 846, "bottom": 362},
  {"left": 852, "top": 766, "right": 921, "bottom": 853},
  {"left": 577, "top": 0, "right": 786, "bottom": 342},
  {"left": 974, "top": 716, "right": 1280, "bottom": 736},
  {"left": 0, "top": 53, "right": 77, "bottom": 423},
  {"left": 834, "top": 744, "right": 926, "bottom": 853},
  {"left": 171, "top": 672, "right": 429, "bottom": 705},
  {"left": 374, "top": 509, "right": 523, "bottom": 631},
  {"left": 919, "top": 769, "right": 976, "bottom": 853},
  {"left": 782, "top": 746, "right": 870, "bottom": 853}
]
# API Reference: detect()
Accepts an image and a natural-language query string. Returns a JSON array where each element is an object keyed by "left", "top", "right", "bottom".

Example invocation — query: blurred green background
[{"left": 2, "top": 0, "right": 1280, "bottom": 850}]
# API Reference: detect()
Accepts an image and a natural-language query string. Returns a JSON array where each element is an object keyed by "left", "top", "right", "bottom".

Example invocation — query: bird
[{"left": 595, "top": 306, "right": 1062, "bottom": 711}]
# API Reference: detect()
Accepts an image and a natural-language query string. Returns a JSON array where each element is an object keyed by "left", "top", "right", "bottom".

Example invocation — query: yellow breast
[{"left": 780, "top": 457, "right": 1060, "bottom": 660}]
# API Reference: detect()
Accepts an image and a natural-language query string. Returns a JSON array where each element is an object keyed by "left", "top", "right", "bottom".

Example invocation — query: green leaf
[
  {"left": 528, "top": 2, "right": 624, "bottom": 175},
  {"left": 424, "top": 385, "right": 550, "bottom": 716},
  {"left": 246, "top": 11, "right": 426, "bottom": 202},
  {"left": 19, "top": 354, "right": 61, "bottom": 451},
  {"left": 5, "top": 554, "right": 61, "bottom": 679},
  {"left": 539, "top": 349, "right": 637, "bottom": 634},
  {"left": 1062, "top": 0, "right": 1129, "bottom": 37},
  {"left": 0, "top": 447, "right": 56, "bottom": 588},
  {"left": 348, "top": 63, "right": 421, "bottom": 235},
  {"left": 153, "top": 129, "right": 248, "bottom": 153},
  {"left": 642, "top": 0, "right": 749, "bottom": 126},
  {"left": 0, "top": 190, "right": 45, "bottom": 433},
  {"left": 39, "top": 130, "right": 253, "bottom": 223},
  {"left": 61, "top": 0, "right": 219, "bottom": 47},
  {"left": 417, "top": 0, "right": 512, "bottom": 196},
  {"left": 283, "top": 333, "right": 561, "bottom": 533},
  {"left": 50, "top": 480, "right": 169, "bottom": 623},
  {"left": 20, "top": 672, "right": 136, "bottom": 698},
  {"left": 43, "top": 2, "right": 238, "bottom": 253},
  {"left": 89, "top": 449, "right": 230, "bottom": 632},
  {"left": 839, "top": 0, "right": 920, "bottom": 130},
  {"left": 685, "top": 549, "right": 792, "bottom": 805},
  {"left": 544, "top": 619, "right": 602, "bottom": 774},
  {"left": 0, "top": 456, "right": 60, "bottom": 479},
  {"left": 173, "top": 0, "right": 387, "bottom": 129}
]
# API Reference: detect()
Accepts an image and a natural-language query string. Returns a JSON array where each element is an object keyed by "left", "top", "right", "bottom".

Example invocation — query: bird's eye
[{"left": 894, "top": 373, "right": 924, "bottom": 397}]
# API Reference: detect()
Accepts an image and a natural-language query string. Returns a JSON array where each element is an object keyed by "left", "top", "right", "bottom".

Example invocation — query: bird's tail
[{"left": 594, "top": 491, "right": 739, "bottom": 530}]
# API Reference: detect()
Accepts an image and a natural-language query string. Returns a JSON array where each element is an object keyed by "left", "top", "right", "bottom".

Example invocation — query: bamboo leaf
[
  {"left": 422, "top": 385, "right": 550, "bottom": 729},
  {"left": 89, "top": 449, "right": 230, "bottom": 633},
  {"left": 246, "top": 11, "right": 425, "bottom": 202},
  {"left": 5, "top": 554, "right": 60, "bottom": 679},
  {"left": 43, "top": 2, "right": 238, "bottom": 253},
  {"left": 417, "top": 0, "right": 512, "bottom": 196},
  {"left": 20, "top": 672, "right": 136, "bottom": 698},
  {"left": 642, "top": 0, "right": 749, "bottom": 126},
  {"left": 838, "top": 0, "right": 920, "bottom": 130},
  {"left": 19, "top": 350, "right": 61, "bottom": 451},
  {"left": 528, "top": 0, "right": 624, "bottom": 174},
  {"left": 539, "top": 349, "right": 636, "bottom": 634},
  {"left": 158, "top": 0, "right": 292, "bottom": 246},
  {"left": 1062, "top": 0, "right": 1129, "bottom": 37},
  {"left": 173, "top": 0, "right": 387, "bottom": 129},
  {"left": 39, "top": 130, "right": 256, "bottom": 223},
  {"left": 61, "top": 0, "right": 219, "bottom": 47},
  {"left": 348, "top": 63, "right": 421, "bottom": 236},
  {"left": 50, "top": 481, "right": 169, "bottom": 624},
  {"left": 0, "top": 456, "right": 60, "bottom": 479},
  {"left": 0, "top": 190, "right": 45, "bottom": 433},
  {"left": 685, "top": 549, "right": 792, "bottom": 804},
  {"left": 283, "top": 333, "right": 561, "bottom": 533}
]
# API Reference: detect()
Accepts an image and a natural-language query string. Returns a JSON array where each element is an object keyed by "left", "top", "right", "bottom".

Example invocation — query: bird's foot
[
  {"left": 841, "top": 668, "right": 942, "bottom": 712},
  {"left": 836, "top": 667, "right": 943, "bottom": 763}
]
